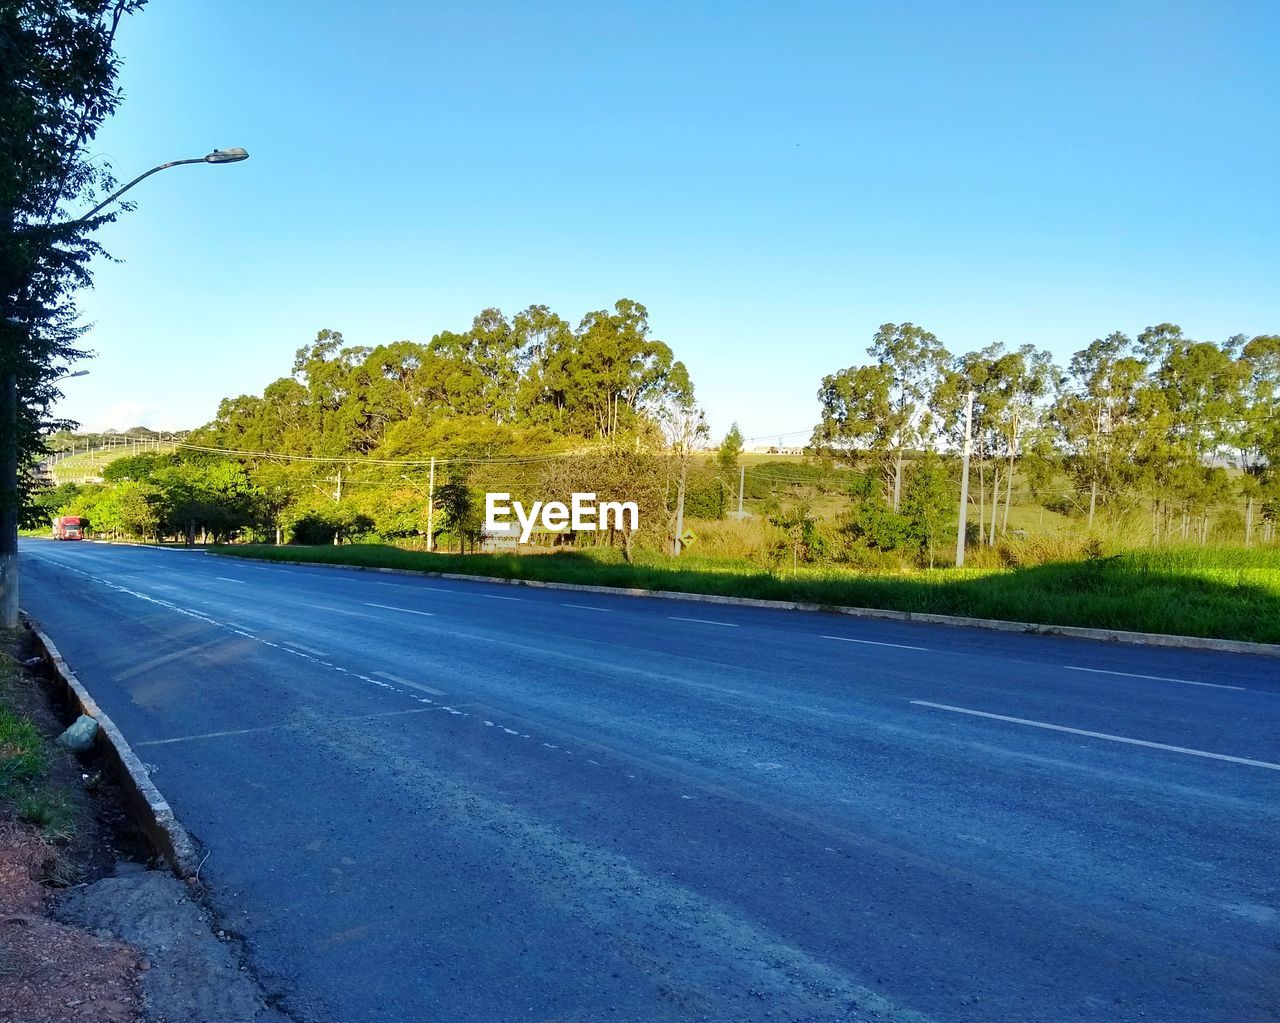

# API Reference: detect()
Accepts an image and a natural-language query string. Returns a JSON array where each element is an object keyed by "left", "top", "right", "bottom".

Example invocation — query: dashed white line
[
  {"left": 480, "top": 593, "right": 521, "bottom": 602},
  {"left": 668, "top": 616, "right": 738, "bottom": 628},
  {"left": 299, "top": 602, "right": 376, "bottom": 618},
  {"left": 214, "top": 577, "right": 247, "bottom": 584},
  {"left": 562, "top": 603, "right": 614, "bottom": 612},
  {"left": 283, "top": 642, "right": 327, "bottom": 657},
  {"left": 821, "top": 635, "right": 927, "bottom": 651},
  {"left": 362, "top": 602, "right": 436, "bottom": 617},
  {"left": 374, "top": 671, "right": 445, "bottom": 696},
  {"left": 1062, "top": 665, "right": 1244, "bottom": 691},
  {"left": 910, "top": 700, "right": 1280, "bottom": 771}
]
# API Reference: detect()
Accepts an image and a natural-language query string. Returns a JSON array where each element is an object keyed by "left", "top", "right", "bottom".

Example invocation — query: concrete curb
[
  {"left": 22, "top": 613, "right": 201, "bottom": 879},
  {"left": 208, "top": 552, "right": 1280, "bottom": 658}
]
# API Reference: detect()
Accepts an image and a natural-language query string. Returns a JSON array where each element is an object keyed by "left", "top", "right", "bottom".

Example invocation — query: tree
[
  {"left": 660, "top": 396, "right": 708, "bottom": 556},
  {"left": 715, "top": 422, "right": 744, "bottom": 516},
  {"left": 1052, "top": 332, "right": 1146, "bottom": 527},
  {"left": 900, "top": 452, "right": 953, "bottom": 568},
  {"left": 770, "top": 503, "right": 822, "bottom": 571},
  {"left": 814, "top": 323, "right": 948, "bottom": 511},
  {"left": 2, "top": 1, "right": 148, "bottom": 620},
  {"left": 436, "top": 472, "right": 480, "bottom": 553},
  {"left": 1237, "top": 336, "right": 1280, "bottom": 545}
]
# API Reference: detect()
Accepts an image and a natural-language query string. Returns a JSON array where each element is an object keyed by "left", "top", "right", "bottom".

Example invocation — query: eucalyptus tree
[
  {"left": 1051, "top": 332, "right": 1146, "bottom": 527},
  {"left": 1237, "top": 335, "right": 1280, "bottom": 544},
  {"left": 814, "top": 322, "right": 948, "bottom": 511},
  {"left": 541, "top": 299, "right": 693, "bottom": 439},
  {"left": 1137, "top": 330, "right": 1249, "bottom": 542}
]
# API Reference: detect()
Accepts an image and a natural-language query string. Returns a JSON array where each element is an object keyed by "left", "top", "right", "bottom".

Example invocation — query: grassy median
[{"left": 206, "top": 543, "right": 1280, "bottom": 645}]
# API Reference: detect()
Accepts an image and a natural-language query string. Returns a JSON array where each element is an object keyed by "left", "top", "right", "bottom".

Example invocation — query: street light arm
[
  {"left": 72, "top": 157, "right": 208, "bottom": 225},
  {"left": 70, "top": 148, "right": 248, "bottom": 225}
]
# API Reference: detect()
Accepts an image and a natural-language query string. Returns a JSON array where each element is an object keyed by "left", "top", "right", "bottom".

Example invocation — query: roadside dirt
[{"left": 1, "top": 632, "right": 148, "bottom": 1023}]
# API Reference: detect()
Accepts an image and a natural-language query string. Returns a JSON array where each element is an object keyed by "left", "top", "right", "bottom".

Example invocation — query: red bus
[{"left": 52, "top": 516, "right": 85, "bottom": 541}]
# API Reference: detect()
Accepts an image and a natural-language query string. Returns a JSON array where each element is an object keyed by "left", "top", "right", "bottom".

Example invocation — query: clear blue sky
[{"left": 62, "top": 0, "right": 1279, "bottom": 445}]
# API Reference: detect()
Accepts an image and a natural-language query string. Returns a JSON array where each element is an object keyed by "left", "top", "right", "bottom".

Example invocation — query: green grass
[
  {"left": 209, "top": 542, "right": 1280, "bottom": 645},
  {"left": 0, "top": 656, "right": 81, "bottom": 843},
  {"left": 0, "top": 706, "right": 47, "bottom": 794}
]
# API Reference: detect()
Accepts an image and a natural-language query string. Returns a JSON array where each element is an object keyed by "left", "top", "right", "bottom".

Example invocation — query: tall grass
[{"left": 209, "top": 542, "right": 1280, "bottom": 644}]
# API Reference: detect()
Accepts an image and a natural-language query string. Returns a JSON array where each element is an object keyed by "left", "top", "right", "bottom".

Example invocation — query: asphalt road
[{"left": 18, "top": 538, "right": 1280, "bottom": 1023}]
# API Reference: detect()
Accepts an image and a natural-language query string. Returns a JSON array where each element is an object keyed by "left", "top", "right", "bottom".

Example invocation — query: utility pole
[
  {"left": 737, "top": 463, "right": 745, "bottom": 519},
  {"left": 426, "top": 456, "right": 436, "bottom": 552},
  {"left": 955, "top": 390, "right": 974, "bottom": 568}
]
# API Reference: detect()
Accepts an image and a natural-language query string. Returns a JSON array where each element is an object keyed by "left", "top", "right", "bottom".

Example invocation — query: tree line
[
  {"left": 814, "top": 322, "right": 1280, "bottom": 548},
  {"left": 36, "top": 310, "right": 1279, "bottom": 567}
]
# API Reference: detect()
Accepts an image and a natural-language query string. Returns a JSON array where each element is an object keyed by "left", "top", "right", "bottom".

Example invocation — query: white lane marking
[
  {"left": 562, "top": 603, "right": 614, "bottom": 612},
  {"left": 668, "top": 616, "right": 738, "bottom": 628},
  {"left": 480, "top": 593, "right": 521, "bottom": 601},
  {"left": 135, "top": 707, "right": 438, "bottom": 747},
  {"left": 1062, "top": 665, "right": 1245, "bottom": 691},
  {"left": 821, "top": 635, "right": 927, "bottom": 651},
  {"left": 214, "top": 576, "right": 247, "bottom": 584},
  {"left": 374, "top": 671, "right": 446, "bottom": 696},
  {"left": 225, "top": 623, "right": 257, "bottom": 633},
  {"left": 362, "top": 602, "right": 436, "bottom": 617},
  {"left": 114, "top": 642, "right": 225, "bottom": 680},
  {"left": 283, "top": 642, "right": 327, "bottom": 656},
  {"left": 911, "top": 701, "right": 1280, "bottom": 771},
  {"left": 282, "top": 647, "right": 322, "bottom": 661},
  {"left": 299, "top": 602, "right": 377, "bottom": 618}
]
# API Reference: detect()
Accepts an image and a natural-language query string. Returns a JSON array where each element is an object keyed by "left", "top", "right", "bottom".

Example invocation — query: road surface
[{"left": 19, "top": 538, "right": 1280, "bottom": 1023}]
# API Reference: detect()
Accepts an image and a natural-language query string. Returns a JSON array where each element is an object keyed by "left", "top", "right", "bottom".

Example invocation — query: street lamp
[
  {"left": 74, "top": 147, "right": 250, "bottom": 224},
  {"left": 2, "top": 149, "right": 248, "bottom": 627}
]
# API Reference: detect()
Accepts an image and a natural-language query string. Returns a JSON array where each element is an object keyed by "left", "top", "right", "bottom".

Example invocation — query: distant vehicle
[{"left": 51, "top": 515, "right": 86, "bottom": 541}]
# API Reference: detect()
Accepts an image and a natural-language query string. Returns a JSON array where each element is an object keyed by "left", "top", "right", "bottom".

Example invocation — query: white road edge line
[
  {"left": 1062, "top": 665, "right": 1244, "bottom": 691},
  {"left": 562, "top": 603, "right": 614, "bottom": 612},
  {"left": 821, "top": 635, "right": 927, "bottom": 651},
  {"left": 668, "top": 616, "right": 738, "bottom": 628},
  {"left": 374, "top": 671, "right": 446, "bottom": 696},
  {"left": 910, "top": 700, "right": 1280, "bottom": 771},
  {"left": 362, "top": 602, "right": 436, "bottom": 617}
]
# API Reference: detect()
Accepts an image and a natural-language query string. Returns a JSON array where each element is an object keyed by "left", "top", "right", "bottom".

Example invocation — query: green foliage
[
  {"left": 716, "top": 423, "right": 744, "bottom": 476},
  {"left": 3, "top": 1, "right": 148, "bottom": 519},
  {"left": 0, "top": 703, "right": 47, "bottom": 796},
  {"left": 193, "top": 299, "right": 695, "bottom": 461},
  {"left": 15, "top": 787, "right": 78, "bottom": 843}
]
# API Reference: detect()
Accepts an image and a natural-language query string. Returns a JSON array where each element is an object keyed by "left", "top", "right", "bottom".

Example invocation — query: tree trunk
[
  {"left": 988, "top": 466, "right": 1000, "bottom": 548},
  {"left": 1245, "top": 497, "right": 1254, "bottom": 547},
  {"left": 1001, "top": 452, "right": 1014, "bottom": 535},
  {"left": 977, "top": 461, "right": 986, "bottom": 545},
  {"left": 892, "top": 451, "right": 903, "bottom": 513},
  {"left": 1089, "top": 478, "right": 1098, "bottom": 528}
]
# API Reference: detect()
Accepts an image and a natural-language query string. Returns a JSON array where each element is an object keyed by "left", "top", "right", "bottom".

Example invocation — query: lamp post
[{"left": 2, "top": 149, "right": 248, "bottom": 627}]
